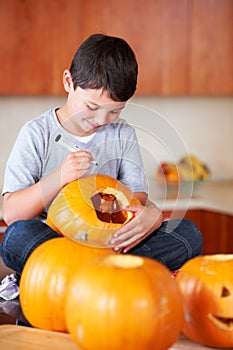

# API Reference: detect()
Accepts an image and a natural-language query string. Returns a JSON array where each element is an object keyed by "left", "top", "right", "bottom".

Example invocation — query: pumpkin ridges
[
  {"left": 20, "top": 245, "right": 69, "bottom": 331},
  {"left": 65, "top": 255, "right": 183, "bottom": 350},
  {"left": 19, "top": 237, "right": 115, "bottom": 331}
]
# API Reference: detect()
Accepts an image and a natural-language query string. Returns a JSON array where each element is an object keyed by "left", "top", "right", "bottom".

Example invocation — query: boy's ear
[{"left": 63, "top": 70, "right": 74, "bottom": 92}]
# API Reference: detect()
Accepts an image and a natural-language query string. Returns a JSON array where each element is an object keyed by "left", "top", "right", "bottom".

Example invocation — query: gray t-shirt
[{"left": 2, "top": 108, "right": 148, "bottom": 220}]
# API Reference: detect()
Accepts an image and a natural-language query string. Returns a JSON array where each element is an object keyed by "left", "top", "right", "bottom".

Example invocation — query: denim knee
[
  {"left": 1, "top": 219, "right": 59, "bottom": 278},
  {"left": 165, "top": 219, "right": 203, "bottom": 257},
  {"left": 129, "top": 218, "right": 203, "bottom": 271}
]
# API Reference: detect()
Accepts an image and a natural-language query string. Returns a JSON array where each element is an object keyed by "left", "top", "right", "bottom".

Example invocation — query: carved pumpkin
[
  {"left": 176, "top": 254, "right": 233, "bottom": 348},
  {"left": 19, "top": 237, "right": 114, "bottom": 331},
  {"left": 65, "top": 254, "right": 184, "bottom": 350},
  {"left": 47, "top": 174, "right": 139, "bottom": 247}
]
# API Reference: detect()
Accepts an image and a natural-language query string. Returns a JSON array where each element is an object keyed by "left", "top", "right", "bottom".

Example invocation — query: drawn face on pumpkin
[{"left": 177, "top": 254, "right": 233, "bottom": 348}]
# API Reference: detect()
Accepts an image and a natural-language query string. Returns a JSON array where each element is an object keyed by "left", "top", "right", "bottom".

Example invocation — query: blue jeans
[{"left": 0, "top": 218, "right": 203, "bottom": 282}]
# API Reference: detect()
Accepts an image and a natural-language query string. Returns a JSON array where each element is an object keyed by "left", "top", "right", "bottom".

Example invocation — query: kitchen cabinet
[
  {"left": 188, "top": 0, "right": 233, "bottom": 95},
  {"left": 0, "top": 0, "right": 83, "bottom": 95},
  {"left": 163, "top": 209, "right": 233, "bottom": 255},
  {"left": 84, "top": 0, "right": 233, "bottom": 95},
  {"left": 82, "top": 0, "right": 188, "bottom": 95},
  {"left": 200, "top": 210, "right": 233, "bottom": 254},
  {"left": 0, "top": 0, "right": 232, "bottom": 95}
]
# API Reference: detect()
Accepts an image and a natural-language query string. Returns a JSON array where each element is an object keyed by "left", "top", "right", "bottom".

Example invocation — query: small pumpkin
[
  {"left": 65, "top": 254, "right": 184, "bottom": 350},
  {"left": 176, "top": 254, "right": 233, "bottom": 348},
  {"left": 47, "top": 174, "right": 139, "bottom": 247},
  {"left": 19, "top": 237, "right": 114, "bottom": 332}
]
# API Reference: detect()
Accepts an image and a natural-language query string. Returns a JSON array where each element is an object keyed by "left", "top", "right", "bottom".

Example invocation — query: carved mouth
[{"left": 208, "top": 314, "right": 233, "bottom": 331}]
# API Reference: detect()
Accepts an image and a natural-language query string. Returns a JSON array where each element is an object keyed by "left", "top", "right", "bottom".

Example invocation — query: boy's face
[{"left": 63, "top": 72, "right": 126, "bottom": 136}]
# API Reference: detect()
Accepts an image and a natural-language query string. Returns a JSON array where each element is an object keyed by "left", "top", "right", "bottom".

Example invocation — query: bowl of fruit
[{"left": 155, "top": 154, "right": 211, "bottom": 198}]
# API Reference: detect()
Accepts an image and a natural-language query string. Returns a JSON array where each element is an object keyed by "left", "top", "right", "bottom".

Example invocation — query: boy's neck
[{"left": 56, "top": 106, "right": 91, "bottom": 137}]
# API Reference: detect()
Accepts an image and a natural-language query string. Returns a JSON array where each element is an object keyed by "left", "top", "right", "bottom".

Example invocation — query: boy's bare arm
[
  {"left": 2, "top": 167, "right": 65, "bottom": 225},
  {"left": 2, "top": 151, "right": 93, "bottom": 225}
]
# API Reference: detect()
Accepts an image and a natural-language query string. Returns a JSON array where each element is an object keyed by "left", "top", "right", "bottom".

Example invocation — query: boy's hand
[
  {"left": 60, "top": 150, "right": 93, "bottom": 186},
  {"left": 109, "top": 201, "right": 163, "bottom": 253}
]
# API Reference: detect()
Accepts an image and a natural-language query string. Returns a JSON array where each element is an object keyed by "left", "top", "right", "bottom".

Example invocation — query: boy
[{"left": 0, "top": 34, "right": 202, "bottom": 293}]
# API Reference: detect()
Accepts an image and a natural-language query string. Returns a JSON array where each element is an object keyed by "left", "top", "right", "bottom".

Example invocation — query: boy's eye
[
  {"left": 111, "top": 110, "right": 121, "bottom": 115},
  {"left": 87, "top": 105, "right": 98, "bottom": 111}
]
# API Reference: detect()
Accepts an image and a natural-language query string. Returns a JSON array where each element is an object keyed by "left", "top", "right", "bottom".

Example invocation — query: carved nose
[{"left": 221, "top": 286, "right": 231, "bottom": 297}]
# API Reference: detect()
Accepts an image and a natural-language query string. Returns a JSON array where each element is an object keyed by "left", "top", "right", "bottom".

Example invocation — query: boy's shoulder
[
  {"left": 110, "top": 117, "right": 132, "bottom": 129},
  {"left": 110, "top": 117, "right": 135, "bottom": 134},
  {"left": 21, "top": 108, "right": 59, "bottom": 135},
  {"left": 25, "top": 108, "right": 57, "bottom": 127}
]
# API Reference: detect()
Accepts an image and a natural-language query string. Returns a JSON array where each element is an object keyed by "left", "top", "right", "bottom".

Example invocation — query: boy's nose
[{"left": 96, "top": 110, "right": 109, "bottom": 126}]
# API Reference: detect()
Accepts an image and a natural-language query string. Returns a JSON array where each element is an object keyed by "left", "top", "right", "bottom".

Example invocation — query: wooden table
[{"left": 0, "top": 299, "right": 222, "bottom": 349}]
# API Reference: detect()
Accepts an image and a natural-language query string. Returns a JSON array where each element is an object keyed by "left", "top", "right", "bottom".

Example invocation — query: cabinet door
[
  {"left": 0, "top": 220, "right": 7, "bottom": 243},
  {"left": 0, "top": 0, "right": 83, "bottom": 95},
  {"left": 201, "top": 210, "right": 233, "bottom": 254},
  {"left": 81, "top": 0, "right": 188, "bottom": 95},
  {"left": 188, "top": 0, "right": 233, "bottom": 95},
  {"left": 162, "top": 209, "right": 233, "bottom": 255}
]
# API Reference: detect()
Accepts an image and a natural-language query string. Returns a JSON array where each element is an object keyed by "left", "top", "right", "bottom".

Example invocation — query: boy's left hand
[{"left": 109, "top": 201, "right": 163, "bottom": 253}]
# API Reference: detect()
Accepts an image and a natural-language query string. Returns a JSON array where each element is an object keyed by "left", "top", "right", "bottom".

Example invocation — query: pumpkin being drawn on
[
  {"left": 176, "top": 254, "right": 233, "bottom": 348},
  {"left": 47, "top": 174, "right": 139, "bottom": 247},
  {"left": 65, "top": 254, "right": 184, "bottom": 350}
]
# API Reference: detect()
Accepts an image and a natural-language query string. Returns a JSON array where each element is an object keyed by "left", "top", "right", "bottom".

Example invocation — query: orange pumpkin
[
  {"left": 19, "top": 237, "right": 114, "bottom": 332},
  {"left": 65, "top": 254, "right": 184, "bottom": 350},
  {"left": 47, "top": 174, "right": 139, "bottom": 248},
  {"left": 176, "top": 254, "right": 233, "bottom": 348}
]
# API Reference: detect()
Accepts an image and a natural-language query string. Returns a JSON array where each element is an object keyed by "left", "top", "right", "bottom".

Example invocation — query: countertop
[
  {"left": 1, "top": 179, "right": 233, "bottom": 221},
  {"left": 148, "top": 178, "right": 233, "bottom": 216}
]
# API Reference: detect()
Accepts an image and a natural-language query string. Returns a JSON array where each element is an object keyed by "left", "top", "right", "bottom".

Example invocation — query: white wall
[
  {"left": 0, "top": 96, "right": 233, "bottom": 188},
  {"left": 128, "top": 96, "right": 233, "bottom": 180}
]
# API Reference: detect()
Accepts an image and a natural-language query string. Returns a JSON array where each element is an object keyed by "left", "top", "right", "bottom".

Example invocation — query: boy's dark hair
[{"left": 69, "top": 33, "right": 138, "bottom": 102}]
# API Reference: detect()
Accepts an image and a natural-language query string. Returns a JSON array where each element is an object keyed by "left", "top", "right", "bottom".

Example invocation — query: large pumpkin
[
  {"left": 19, "top": 237, "right": 114, "bottom": 332},
  {"left": 176, "top": 254, "right": 233, "bottom": 348},
  {"left": 65, "top": 254, "right": 184, "bottom": 350},
  {"left": 47, "top": 174, "right": 139, "bottom": 247}
]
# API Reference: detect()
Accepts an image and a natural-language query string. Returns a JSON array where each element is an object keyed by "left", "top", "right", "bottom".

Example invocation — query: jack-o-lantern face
[
  {"left": 47, "top": 174, "right": 139, "bottom": 247},
  {"left": 176, "top": 254, "right": 233, "bottom": 348}
]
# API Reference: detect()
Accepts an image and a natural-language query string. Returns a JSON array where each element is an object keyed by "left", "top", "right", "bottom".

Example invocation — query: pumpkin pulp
[{"left": 91, "top": 191, "right": 128, "bottom": 224}]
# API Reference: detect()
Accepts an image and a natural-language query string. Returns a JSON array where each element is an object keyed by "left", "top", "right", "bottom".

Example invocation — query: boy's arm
[
  {"left": 133, "top": 191, "right": 149, "bottom": 206},
  {"left": 3, "top": 151, "right": 93, "bottom": 225},
  {"left": 133, "top": 192, "right": 163, "bottom": 225},
  {"left": 2, "top": 167, "right": 63, "bottom": 225},
  {"left": 132, "top": 192, "right": 163, "bottom": 232}
]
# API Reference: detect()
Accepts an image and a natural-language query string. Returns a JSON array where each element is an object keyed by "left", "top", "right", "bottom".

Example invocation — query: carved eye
[{"left": 221, "top": 286, "right": 231, "bottom": 297}]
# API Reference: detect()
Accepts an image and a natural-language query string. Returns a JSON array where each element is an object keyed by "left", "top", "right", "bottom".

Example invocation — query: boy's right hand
[{"left": 60, "top": 150, "right": 94, "bottom": 186}]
